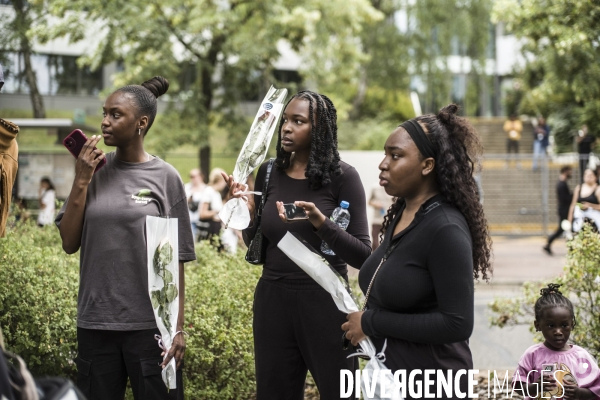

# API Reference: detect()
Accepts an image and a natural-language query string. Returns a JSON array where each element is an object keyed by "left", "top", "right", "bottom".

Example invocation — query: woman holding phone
[
  {"left": 56, "top": 76, "right": 195, "bottom": 400},
  {"left": 342, "top": 104, "right": 492, "bottom": 399},
  {"left": 224, "top": 90, "right": 371, "bottom": 399}
]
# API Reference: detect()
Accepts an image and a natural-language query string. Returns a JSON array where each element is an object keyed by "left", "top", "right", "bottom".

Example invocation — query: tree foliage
[
  {"left": 493, "top": 0, "right": 600, "bottom": 151},
  {"left": 0, "top": 0, "right": 49, "bottom": 117},
  {"left": 37, "top": 0, "right": 382, "bottom": 170}
]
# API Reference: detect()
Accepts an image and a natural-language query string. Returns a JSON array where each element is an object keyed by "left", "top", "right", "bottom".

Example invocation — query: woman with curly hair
[
  {"left": 224, "top": 90, "right": 371, "bottom": 399},
  {"left": 342, "top": 104, "right": 492, "bottom": 399}
]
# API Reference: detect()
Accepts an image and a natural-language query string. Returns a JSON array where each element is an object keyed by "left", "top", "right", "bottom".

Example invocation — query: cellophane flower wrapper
[
  {"left": 277, "top": 232, "right": 402, "bottom": 400},
  {"left": 572, "top": 206, "right": 600, "bottom": 232},
  {"left": 146, "top": 216, "right": 179, "bottom": 390},
  {"left": 219, "top": 86, "right": 288, "bottom": 230}
]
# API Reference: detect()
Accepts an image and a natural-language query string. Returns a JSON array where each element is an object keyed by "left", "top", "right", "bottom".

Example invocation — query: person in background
[
  {"left": 199, "top": 168, "right": 227, "bottom": 242},
  {"left": 0, "top": 62, "right": 20, "bottom": 237},
  {"left": 544, "top": 166, "right": 572, "bottom": 255},
  {"left": 184, "top": 168, "right": 206, "bottom": 240},
  {"left": 368, "top": 185, "right": 393, "bottom": 250},
  {"left": 577, "top": 125, "right": 596, "bottom": 182},
  {"left": 504, "top": 113, "right": 522, "bottom": 167},
  {"left": 532, "top": 117, "right": 550, "bottom": 171},
  {"left": 37, "top": 177, "right": 56, "bottom": 227}
]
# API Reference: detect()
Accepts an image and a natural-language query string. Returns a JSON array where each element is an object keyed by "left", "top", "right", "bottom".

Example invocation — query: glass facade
[{"left": 0, "top": 52, "right": 103, "bottom": 96}]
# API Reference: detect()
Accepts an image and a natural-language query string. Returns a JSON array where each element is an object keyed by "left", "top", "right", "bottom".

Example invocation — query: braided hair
[
  {"left": 380, "top": 104, "right": 492, "bottom": 281},
  {"left": 115, "top": 76, "right": 169, "bottom": 135},
  {"left": 274, "top": 91, "right": 341, "bottom": 190},
  {"left": 534, "top": 283, "right": 576, "bottom": 326}
]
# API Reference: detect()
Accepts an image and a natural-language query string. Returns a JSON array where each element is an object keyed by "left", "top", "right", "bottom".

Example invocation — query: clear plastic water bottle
[{"left": 321, "top": 201, "right": 350, "bottom": 256}]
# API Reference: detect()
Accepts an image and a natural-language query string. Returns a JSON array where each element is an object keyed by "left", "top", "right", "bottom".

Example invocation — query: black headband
[{"left": 401, "top": 119, "right": 436, "bottom": 159}]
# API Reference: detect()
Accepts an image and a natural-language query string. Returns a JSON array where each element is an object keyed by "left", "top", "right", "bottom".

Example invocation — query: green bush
[
  {"left": 488, "top": 224, "right": 600, "bottom": 358},
  {"left": 0, "top": 220, "right": 261, "bottom": 399},
  {"left": 184, "top": 243, "right": 260, "bottom": 399},
  {"left": 0, "top": 220, "right": 79, "bottom": 380}
]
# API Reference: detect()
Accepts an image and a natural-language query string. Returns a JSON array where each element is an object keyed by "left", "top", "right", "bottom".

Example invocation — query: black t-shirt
[
  {"left": 578, "top": 135, "right": 595, "bottom": 154},
  {"left": 359, "top": 195, "right": 474, "bottom": 380},
  {"left": 243, "top": 160, "right": 371, "bottom": 280},
  {"left": 556, "top": 180, "right": 571, "bottom": 217}
]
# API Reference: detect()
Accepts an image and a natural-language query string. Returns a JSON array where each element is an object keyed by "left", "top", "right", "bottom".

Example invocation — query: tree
[
  {"left": 54, "top": 0, "right": 382, "bottom": 174},
  {"left": 342, "top": 0, "right": 494, "bottom": 120},
  {"left": 0, "top": 0, "right": 47, "bottom": 118},
  {"left": 493, "top": 0, "right": 600, "bottom": 151}
]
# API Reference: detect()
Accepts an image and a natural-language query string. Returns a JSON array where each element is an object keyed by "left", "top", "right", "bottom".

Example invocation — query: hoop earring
[{"left": 138, "top": 128, "right": 141, "bottom": 136}]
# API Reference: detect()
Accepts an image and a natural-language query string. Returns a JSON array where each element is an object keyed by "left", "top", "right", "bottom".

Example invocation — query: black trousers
[
  {"left": 547, "top": 211, "right": 569, "bottom": 246},
  {"left": 253, "top": 278, "right": 358, "bottom": 400},
  {"left": 76, "top": 328, "right": 183, "bottom": 400}
]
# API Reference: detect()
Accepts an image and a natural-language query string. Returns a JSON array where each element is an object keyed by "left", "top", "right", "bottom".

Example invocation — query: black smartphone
[
  {"left": 283, "top": 203, "right": 308, "bottom": 220},
  {"left": 63, "top": 129, "right": 106, "bottom": 172}
]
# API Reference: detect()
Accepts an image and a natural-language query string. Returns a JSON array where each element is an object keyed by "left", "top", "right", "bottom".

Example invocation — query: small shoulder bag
[{"left": 245, "top": 159, "right": 275, "bottom": 265}]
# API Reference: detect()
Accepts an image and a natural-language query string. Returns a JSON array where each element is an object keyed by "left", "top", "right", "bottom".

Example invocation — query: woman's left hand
[
  {"left": 341, "top": 311, "right": 366, "bottom": 346},
  {"left": 276, "top": 201, "right": 327, "bottom": 229},
  {"left": 161, "top": 331, "right": 186, "bottom": 370}
]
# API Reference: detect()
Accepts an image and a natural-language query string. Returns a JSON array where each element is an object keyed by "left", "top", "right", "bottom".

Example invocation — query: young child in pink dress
[{"left": 513, "top": 283, "right": 600, "bottom": 399}]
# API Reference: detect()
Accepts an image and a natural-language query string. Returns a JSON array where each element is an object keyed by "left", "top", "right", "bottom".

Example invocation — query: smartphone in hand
[
  {"left": 63, "top": 129, "right": 106, "bottom": 172},
  {"left": 283, "top": 203, "right": 309, "bottom": 220}
]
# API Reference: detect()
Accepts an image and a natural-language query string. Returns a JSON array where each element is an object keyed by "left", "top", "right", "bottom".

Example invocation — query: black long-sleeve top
[
  {"left": 359, "top": 194, "right": 474, "bottom": 345},
  {"left": 556, "top": 180, "right": 571, "bottom": 218},
  {"left": 244, "top": 161, "right": 371, "bottom": 280}
]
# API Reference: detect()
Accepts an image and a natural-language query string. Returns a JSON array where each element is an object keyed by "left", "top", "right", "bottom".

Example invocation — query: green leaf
[
  {"left": 159, "top": 241, "right": 174, "bottom": 266},
  {"left": 150, "top": 290, "right": 161, "bottom": 309},
  {"left": 137, "top": 189, "right": 152, "bottom": 197},
  {"left": 153, "top": 246, "right": 162, "bottom": 275},
  {"left": 163, "top": 269, "right": 173, "bottom": 284},
  {"left": 165, "top": 283, "right": 178, "bottom": 303}
]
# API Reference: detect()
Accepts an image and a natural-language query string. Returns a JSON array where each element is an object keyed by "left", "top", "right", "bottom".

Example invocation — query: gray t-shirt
[{"left": 56, "top": 152, "right": 196, "bottom": 330}]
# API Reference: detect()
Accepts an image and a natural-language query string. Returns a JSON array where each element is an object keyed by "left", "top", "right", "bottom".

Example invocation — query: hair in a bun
[
  {"left": 115, "top": 76, "right": 169, "bottom": 134},
  {"left": 436, "top": 103, "right": 459, "bottom": 125},
  {"left": 534, "top": 283, "right": 575, "bottom": 326},
  {"left": 141, "top": 76, "right": 169, "bottom": 98}
]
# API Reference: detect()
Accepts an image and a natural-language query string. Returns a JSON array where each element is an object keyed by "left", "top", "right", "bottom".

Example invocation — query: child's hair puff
[{"left": 534, "top": 283, "right": 576, "bottom": 327}]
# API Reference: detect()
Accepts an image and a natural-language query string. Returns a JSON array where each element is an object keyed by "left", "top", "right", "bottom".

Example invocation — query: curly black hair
[
  {"left": 115, "top": 76, "right": 169, "bottom": 135},
  {"left": 534, "top": 283, "right": 576, "bottom": 326},
  {"left": 274, "top": 91, "right": 341, "bottom": 190},
  {"left": 380, "top": 104, "right": 493, "bottom": 281}
]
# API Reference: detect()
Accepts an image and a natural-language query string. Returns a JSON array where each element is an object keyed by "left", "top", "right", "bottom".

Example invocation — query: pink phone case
[{"left": 62, "top": 129, "right": 106, "bottom": 172}]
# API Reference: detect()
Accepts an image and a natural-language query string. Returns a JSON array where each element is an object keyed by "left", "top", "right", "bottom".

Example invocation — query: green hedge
[{"left": 0, "top": 219, "right": 260, "bottom": 399}]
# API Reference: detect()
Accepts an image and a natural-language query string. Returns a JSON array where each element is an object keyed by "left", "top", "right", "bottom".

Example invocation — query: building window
[{"left": 0, "top": 52, "right": 102, "bottom": 95}]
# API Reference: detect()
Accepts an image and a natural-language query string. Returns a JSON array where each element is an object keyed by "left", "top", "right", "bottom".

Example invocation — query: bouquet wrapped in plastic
[
  {"left": 146, "top": 216, "right": 180, "bottom": 389},
  {"left": 277, "top": 232, "right": 402, "bottom": 400},
  {"left": 219, "top": 86, "right": 288, "bottom": 230}
]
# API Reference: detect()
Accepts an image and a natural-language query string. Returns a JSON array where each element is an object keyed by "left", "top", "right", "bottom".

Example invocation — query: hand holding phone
[
  {"left": 63, "top": 129, "right": 106, "bottom": 173},
  {"left": 283, "top": 203, "right": 309, "bottom": 220}
]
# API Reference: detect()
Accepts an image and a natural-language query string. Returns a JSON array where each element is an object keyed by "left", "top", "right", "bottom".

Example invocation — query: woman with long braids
[
  {"left": 342, "top": 104, "right": 492, "bottom": 399},
  {"left": 224, "top": 90, "right": 371, "bottom": 399},
  {"left": 56, "top": 77, "right": 195, "bottom": 400}
]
